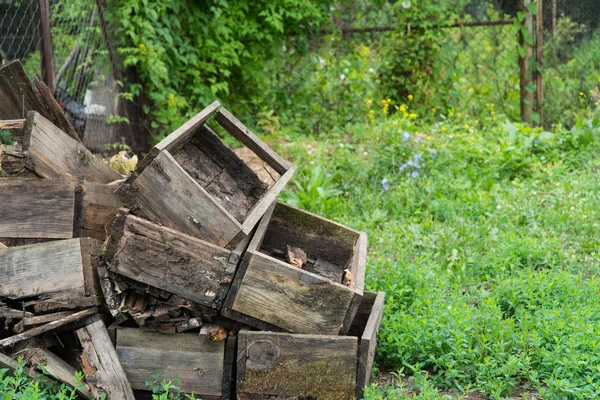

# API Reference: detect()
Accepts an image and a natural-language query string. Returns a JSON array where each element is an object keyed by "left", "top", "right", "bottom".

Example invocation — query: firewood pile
[{"left": 0, "top": 61, "right": 385, "bottom": 400}]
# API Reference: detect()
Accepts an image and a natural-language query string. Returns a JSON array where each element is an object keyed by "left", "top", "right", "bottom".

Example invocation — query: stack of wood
[{"left": 0, "top": 61, "right": 385, "bottom": 400}]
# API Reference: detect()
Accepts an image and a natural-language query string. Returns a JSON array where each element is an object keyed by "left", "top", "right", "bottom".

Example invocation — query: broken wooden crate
[
  {"left": 236, "top": 291, "right": 384, "bottom": 400},
  {"left": 222, "top": 201, "right": 367, "bottom": 335},
  {"left": 106, "top": 210, "right": 250, "bottom": 310},
  {"left": 118, "top": 101, "right": 295, "bottom": 249},
  {"left": 115, "top": 328, "right": 236, "bottom": 399}
]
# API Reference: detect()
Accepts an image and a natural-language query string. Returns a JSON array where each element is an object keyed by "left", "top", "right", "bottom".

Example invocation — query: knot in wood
[{"left": 246, "top": 339, "right": 280, "bottom": 371}]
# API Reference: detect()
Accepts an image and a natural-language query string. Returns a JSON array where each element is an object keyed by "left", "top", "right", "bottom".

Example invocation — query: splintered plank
[
  {"left": 23, "top": 347, "right": 95, "bottom": 399},
  {"left": 237, "top": 330, "right": 357, "bottom": 399},
  {"left": 107, "top": 213, "right": 235, "bottom": 308},
  {"left": 356, "top": 292, "right": 385, "bottom": 398},
  {"left": 23, "top": 111, "right": 121, "bottom": 183},
  {"left": 77, "top": 320, "right": 135, "bottom": 399},
  {"left": 231, "top": 252, "right": 355, "bottom": 335},
  {"left": 80, "top": 182, "right": 123, "bottom": 240},
  {"left": 0, "top": 239, "right": 89, "bottom": 299},
  {"left": 122, "top": 150, "right": 241, "bottom": 247},
  {"left": 116, "top": 328, "right": 225, "bottom": 396},
  {"left": 0, "top": 179, "right": 76, "bottom": 239}
]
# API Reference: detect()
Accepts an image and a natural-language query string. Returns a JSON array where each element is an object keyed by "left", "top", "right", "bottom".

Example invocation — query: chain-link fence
[{"left": 0, "top": 0, "right": 144, "bottom": 153}]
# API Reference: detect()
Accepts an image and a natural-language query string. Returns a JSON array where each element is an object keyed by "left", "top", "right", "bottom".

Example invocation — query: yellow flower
[
  {"left": 590, "top": 89, "right": 594, "bottom": 94},
  {"left": 464, "top": 124, "right": 469, "bottom": 129},
  {"left": 399, "top": 105, "right": 407, "bottom": 113},
  {"left": 441, "top": 126, "right": 447, "bottom": 132},
  {"left": 408, "top": 94, "right": 413, "bottom": 101},
  {"left": 408, "top": 113, "right": 417, "bottom": 119},
  {"left": 376, "top": 137, "right": 380, "bottom": 141},
  {"left": 457, "top": 112, "right": 462, "bottom": 118},
  {"left": 595, "top": 101, "right": 599, "bottom": 107},
  {"left": 468, "top": 88, "right": 474, "bottom": 94},
  {"left": 580, "top": 92, "right": 584, "bottom": 97}
]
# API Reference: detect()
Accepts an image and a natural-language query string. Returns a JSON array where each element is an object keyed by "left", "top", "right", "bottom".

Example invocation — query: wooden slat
[
  {"left": 0, "top": 351, "right": 54, "bottom": 387},
  {"left": 0, "top": 119, "right": 25, "bottom": 130},
  {"left": 80, "top": 181, "right": 123, "bottom": 240},
  {"left": 107, "top": 213, "right": 234, "bottom": 308},
  {"left": 23, "top": 111, "right": 121, "bottom": 183},
  {"left": 22, "top": 311, "right": 75, "bottom": 327},
  {"left": 121, "top": 150, "right": 241, "bottom": 247},
  {"left": 238, "top": 330, "right": 357, "bottom": 399},
  {"left": 231, "top": 251, "right": 355, "bottom": 335},
  {"left": 0, "top": 307, "right": 97, "bottom": 349},
  {"left": 0, "top": 145, "right": 38, "bottom": 178},
  {"left": 357, "top": 292, "right": 385, "bottom": 399},
  {"left": 0, "top": 178, "right": 76, "bottom": 239},
  {"left": 76, "top": 319, "right": 135, "bottom": 400},
  {"left": 116, "top": 328, "right": 225, "bottom": 396},
  {"left": 215, "top": 108, "right": 290, "bottom": 175},
  {"left": 0, "top": 239, "right": 86, "bottom": 299},
  {"left": 23, "top": 347, "right": 95, "bottom": 399}
]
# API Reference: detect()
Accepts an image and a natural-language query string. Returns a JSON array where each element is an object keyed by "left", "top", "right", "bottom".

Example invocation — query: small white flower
[
  {"left": 340, "top": 74, "right": 346, "bottom": 80},
  {"left": 339, "top": 143, "right": 344, "bottom": 148},
  {"left": 319, "top": 57, "right": 326, "bottom": 65},
  {"left": 363, "top": 151, "right": 368, "bottom": 156},
  {"left": 402, "top": 1, "right": 411, "bottom": 8},
  {"left": 369, "top": 68, "right": 375, "bottom": 73}
]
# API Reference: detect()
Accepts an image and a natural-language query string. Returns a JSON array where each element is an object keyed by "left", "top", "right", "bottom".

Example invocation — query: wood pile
[{"left": 0, "top": 61, "right": 385, "bottom": 399}]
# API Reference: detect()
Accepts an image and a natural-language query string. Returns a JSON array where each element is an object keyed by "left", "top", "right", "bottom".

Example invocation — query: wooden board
[
  {"left": 116, "top": 328, "right": 225, "bottom": 396},
  {"left": 119, "top": 150, "right": 242, "bottom": 247},
  {"left": 23, "top": 111, "right": 121, "bottom": 183},
  {"left": 230, "top": 251, "right": 356, "bottom": 335},
  {"left": 107, "top": 213, "right": 237, "bottom": 308},
  {"left": 356, "top": 292, "right": 385, "bottom": 399},
  {"left": 0, "top": 179, "right": 76, "bottom": 239},
  {"left": 79, "top": 181, "right": 123, "bottom": 240},
  {"left": 0, "top": 239, "right": 87, "bottom": 299},
  {"left": 237, "top": 330, "right": 357, "bottom": 399},
  {"left": 0, "top": 351, "right": 54, "bottom": 387},
  {"left": 0, "top": 144, "right": 39, "bottom": 178},
  {"left": 76, "top": 319, "right": 135, "bottom": 399}
]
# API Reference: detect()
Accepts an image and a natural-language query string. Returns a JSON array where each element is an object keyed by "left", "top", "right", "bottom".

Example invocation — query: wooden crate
[
  {"left": 236, "top": 291, "right": 385, "bottom": 400},
  {"left": 115, "top": 328, "right": 236, "bottom": 399},
  {"left": 117, "top": 101, "right": 295, "bottom": 249},
  {"left": 105, "top": 210, "right": 250, "bottom": 310},
  {"left": 222, "top": 202, "right": 367, "bottom": 335}
]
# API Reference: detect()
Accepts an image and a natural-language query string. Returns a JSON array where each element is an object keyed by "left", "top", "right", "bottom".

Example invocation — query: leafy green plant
[
  {"left": 281, "top": 165, "right": 343, "bottom": 216},
  {"left": 145, "top": 371, "right": 199, "bottom": 400}
]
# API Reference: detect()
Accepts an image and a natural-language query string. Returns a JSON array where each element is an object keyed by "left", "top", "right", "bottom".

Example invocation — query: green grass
[{"left": 273, "top": 106, "right": 600, "bottom": 399}]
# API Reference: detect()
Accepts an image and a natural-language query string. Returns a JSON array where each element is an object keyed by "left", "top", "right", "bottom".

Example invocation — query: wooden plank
[
  {"left": 231, "top": 251, "right": 355, "bottom": 335},
  {"left": 107, "top": 213, "right": 235, "bottom": 308},
  {"left": 238, "top": 330, "right": 357, "bottom": 399},
  {"left": 23, "top": 111, "right": 121, "bottom": 183},
  {"left": 23, "top": 347, "right": 95, "bottom": 399},
  {"left": 120, "top": 150, "right": 241, "bottom": 247},
  {"left": 342, "top": 231, "right": 368, "bottom": 335},
  {"left": 31, "top": 76, "right": 79, "bottom": 142},
  {"left": 222, "top": 335, "right": 236, "bottom": 399},
  {"left": 0, "top": 307, "right": 97, "bottom": 349},
  {"left": 356, "top": 292, "right": 385, "bottom": 399},
  {"left": 22, "top": 311, "right": 75, "bottom": 327},
  {"left": 76, "top": 319, "right": 135, "bottom": 400},
  {"left": 116, "top": 328, "right": 225, "bottom": 396},
  {"left": 0, "top": 351, "right": 55, "bottom": 387},
  {"left": 215, "top": 108, "right": 290, "bottom": 175},
  {"left": 0, "top": 239, "right": 86, "bottom": 299},
  {"left": 32, "top": 296, "right": 96, "bottom": 314},
  {"left": 0, "top": 179, "right": 76, "bottom": 239},
  {"left": 0, "top": 145, "right": 38, "bottom": 177},
  {"left": 79, "top": 182, "right": 123, "bottom": 240},
  {"left": 0, "top": 119, "right": 25, "bottom": 130}
]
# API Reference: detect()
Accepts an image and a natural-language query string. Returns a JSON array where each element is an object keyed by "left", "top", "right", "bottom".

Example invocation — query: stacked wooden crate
[{"left": 0, "top": 60, "right": 385, "bottom": 399}]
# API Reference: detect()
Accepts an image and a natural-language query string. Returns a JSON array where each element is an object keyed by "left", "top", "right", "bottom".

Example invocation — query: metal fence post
[{"left": 37, "top": 0, "right": 54, "bottom": 92}]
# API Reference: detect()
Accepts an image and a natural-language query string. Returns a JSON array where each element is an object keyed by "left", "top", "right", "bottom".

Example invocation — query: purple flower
[
  {"left": 416, "top": 136, "right": 422, "bottom": 142},
  {"left": 415, "top": 153, "right": 422, "bottom": 162},
  {"left": 406, "top": 160, "right": 415, "bottom": 167},
  {"left": 343, "top": 184, "right": 348, "bottom": 190},
  {"left": 399, "top": 164, "right": 407, "bottom": 172},
  {"left": 411, "top": 171, "right": 420, "bottom": 178},
  {"left": 326, "top": 173, "right": 332, "bottom": 178},
  {"left": 402, "top": 132, "right": 410, "bottom": 142},
  {"left": 429, "top": 148, "right": 437, "bottom": 155},
  {"left": 381, "top": 177, "right": 389, "bottom": 191}
]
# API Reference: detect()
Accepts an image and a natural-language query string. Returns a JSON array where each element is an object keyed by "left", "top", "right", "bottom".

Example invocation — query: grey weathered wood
[
  {"left": 223, "top": 202, "right": 366, "bottom": 335},
  {"left": 79, "top": 181, "right": 123, "bottom": 240},
  {"left": 215, "top": 108, "right": 290, "bottom": 175},
  {"left": 96, "top": 264, "right": 122, "bottom": 317},
  {"left": 0, "top": 239, "right": 87, "bottom": 299},
  {"left": 237, "top": 330, "right": 357, "bottom": 399},
  {"left": 107, "top": 213, "right": 237, "bottom": 308},
  {"left": 0, "top": 307, "right": 97, "bottom": 349},
  {"left": 76, "top": 319, "right": 135, "bottom": 400},
  {"left": 22, "top": 311, "right": 75, "bottom": 327},
  {"left": 116, "top": 328, "right": 225, "bottom": 396},
  {"left": 0, "top": 306, "right": 31, "bottom": 319},
  {"left": 0, "top": 351, "right": 54, "bottom": 386},
  {"left": 31, "top": 296, "right": 96, "bottom": 314},
  {"left": 22, "top": 347, "right": 95, "bottom": 399},
  {"left": 0, "top": 178, "right": 76, "bottom": 239},
  {"left": 222, "top": 335, "right": 236, "bottom": 399},
  {"left": 356, "top": 292, "right": 385, "bottom": 399},
  {"left": 0, "top": 145, "right": 38, "bottom": 178},
  {"left": 23, "top": 111, "right": 121, "bottom": 183}
]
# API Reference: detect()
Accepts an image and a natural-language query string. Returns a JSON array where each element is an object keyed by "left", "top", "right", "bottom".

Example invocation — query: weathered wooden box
[
  {"left": 222, "top": 202, "right": 367, "bottom": 335},
  {"left": 115, "top": 328, "right": 236, "bottom": 399},
  {"left": 118, "top": 101, "right": 295, "bottom": 249},
  {"left": 237, "top": 291, "right": 385, "bottom": 400},
  {"left": 106, "top": 210, "right": 249, "bottom": 310}
]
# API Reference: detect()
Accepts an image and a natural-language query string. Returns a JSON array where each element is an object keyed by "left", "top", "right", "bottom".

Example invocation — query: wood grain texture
[
  {"left": 0, "top": 307, "right": 97, "bottom": 349},
  {"left": 76, "top": 319, "right": 135, "bottom": 400},
  {"left": 0, "top": 119, "right": 25, "bottom": 130},
  {"left": 22, "top": 311, "right": 75, "bottom": 327},
  {"left": 120, "top": 150, "right": 241, "bottom": 247},
  {"left": 80, "top": 181, "right": 123, "bottom": 240},
  {"left": 23, "top": 347, "right": 95, "bottom": 399},
  {"left": 0, "top": 239, "right": 86, "bottom": 299},
  {"left": 215, "top": 108, "right": 290, "bottom": 175},
  {"left": 23, "top": 111, "right": 121, "bottom": 183},
  {"left": 116, "top": 328, "right": 225, "bottom": 396},
  {"left": 107, "top": 213, "right": 235, "bottom": 308},
  {"left": 237, "top": 330, "right": 357, "bottom": 399},
  {"left": 0, "top": 178, "right": 76, "bottom": 239},
  {"left": 32, "top": 75, "right": 79, "bottom": 141},
  {"left": 231, "top": 251, "right": 355, "bottom": 335},
  {"left": 0, "top": 351, "right": 54, "bottom": 387},
  {"left": 356, "top": 292, "right": 385, "bottom": 399}
]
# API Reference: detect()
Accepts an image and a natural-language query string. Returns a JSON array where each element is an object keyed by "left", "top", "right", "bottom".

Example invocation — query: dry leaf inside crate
[
  {"left": 342, "top": 269, "right": 353, "bottom": 287},
  {"left": 285, "top": 245, "right": 307, "bottom": 269}
]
